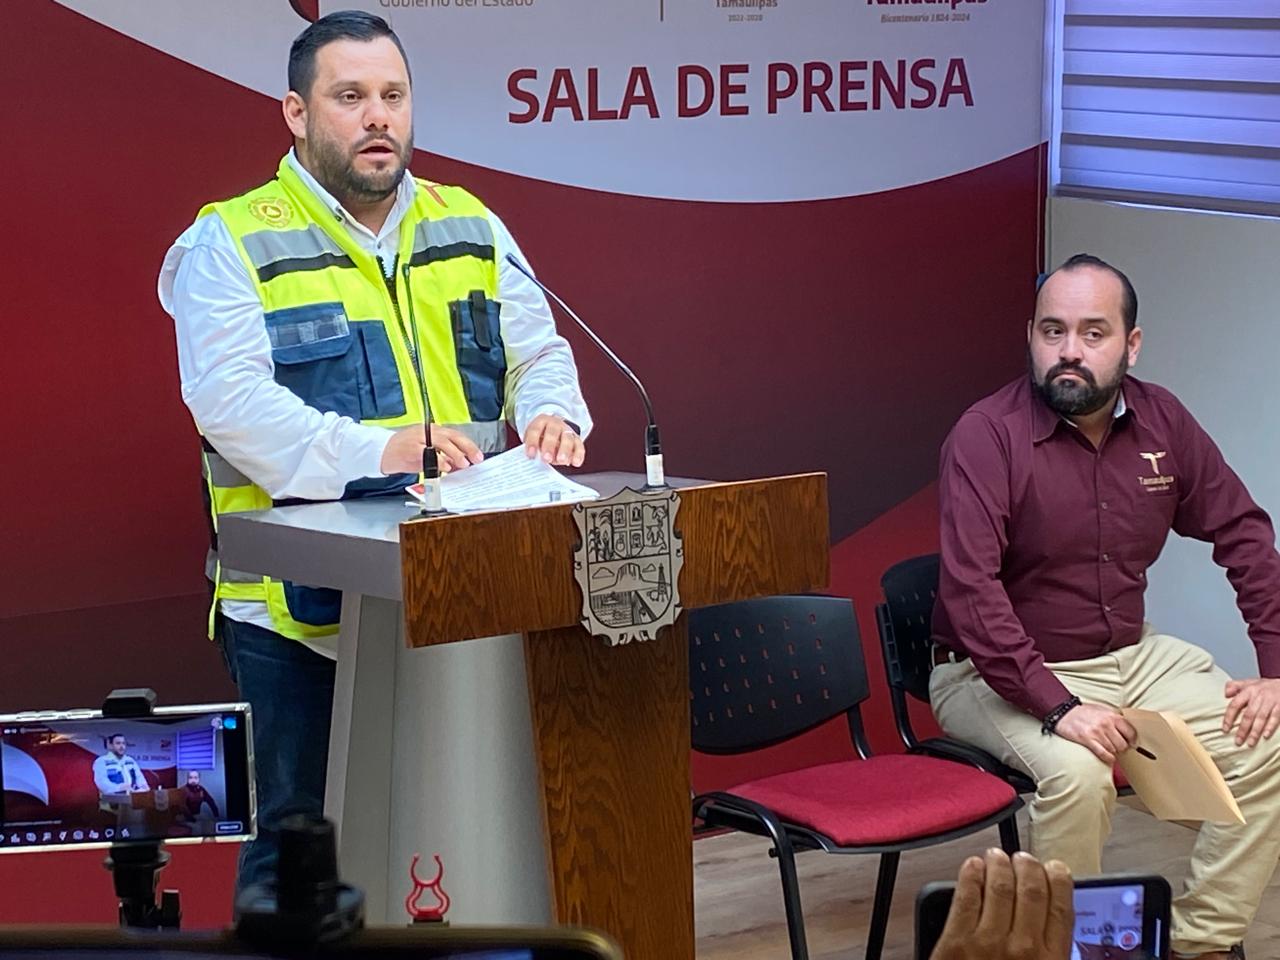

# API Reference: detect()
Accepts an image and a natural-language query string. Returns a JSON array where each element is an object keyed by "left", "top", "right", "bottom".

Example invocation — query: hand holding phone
[
  {"left": 917, "top": 851, "right": 1171, "bottom": 960},
  {"left": 924, "top": 850, "right": 1075, "bottom": 960}
]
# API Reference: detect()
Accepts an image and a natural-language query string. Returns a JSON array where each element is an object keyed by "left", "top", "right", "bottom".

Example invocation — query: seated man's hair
[{"left": 1042, "top": 253, "right": 1139, "bottom": 334}]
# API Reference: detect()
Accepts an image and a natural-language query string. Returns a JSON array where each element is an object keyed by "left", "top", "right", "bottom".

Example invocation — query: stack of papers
[{"left": 407, "top": 446, "right": 599, "bottom": 513}]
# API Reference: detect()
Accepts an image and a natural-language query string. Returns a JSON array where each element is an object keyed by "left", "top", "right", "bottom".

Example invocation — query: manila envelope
[{"left": 1117, "top": 708, "right": 1244, "bottom": 826}]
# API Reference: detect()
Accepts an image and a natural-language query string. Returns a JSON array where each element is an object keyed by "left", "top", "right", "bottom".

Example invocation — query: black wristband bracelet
[{"left": 1041, "top": 695, "right": 1082, "bottom": 735}]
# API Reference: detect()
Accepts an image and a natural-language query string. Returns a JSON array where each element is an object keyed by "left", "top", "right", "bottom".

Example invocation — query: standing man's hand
[
  {"left": 1223, "top": 677, "right": 1280, "bottom": 747},
  {"left": 1053, "top": 703, "right": 1137, "bottom": 765},
  {"left": 929, "top": 849, "right": 1074, "bottom": 960},
  {"left": 380, "top": 425, "right": 484, "bottom": 475},
  {"left": 523, "top": 413, "right": 585, "bottom": 467}
]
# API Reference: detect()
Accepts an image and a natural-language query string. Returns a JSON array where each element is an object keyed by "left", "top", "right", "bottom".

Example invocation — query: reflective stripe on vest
[
  {"left": 407, "top": 216, "right": 496, "bottom": 268},
  {"left": 194, "top": 156, "right": 509, "bottom": 642},
  {"left": 203, "top": 450, "right": 253, "bottom": 490},
  {"left": 240, "top": 225, "right": 355, "bottom": 283}
]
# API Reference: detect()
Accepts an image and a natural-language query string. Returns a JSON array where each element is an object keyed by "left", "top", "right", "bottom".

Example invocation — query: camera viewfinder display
[
  {"left": 0, "top": 707, "right": 253, "bottom": 852},
  {"left": 1071, "top": 884, "right": 1145, "bottom": 959}
]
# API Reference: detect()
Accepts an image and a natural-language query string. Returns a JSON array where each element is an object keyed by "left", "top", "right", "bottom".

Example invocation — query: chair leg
[
  {"left": 773, "top": 838, "right": 809, "bottom": 960},
  {"left": 865, "top": 851, "right": 899, "bottom": 960},
  {"left": 998, "top": 813, "right": 1021, "bottom": 854}
]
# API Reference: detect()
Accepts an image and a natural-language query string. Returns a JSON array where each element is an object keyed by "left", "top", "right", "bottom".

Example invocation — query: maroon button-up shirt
[{"left": 933, "top": 375, "right": 1280, "bottom": 718}]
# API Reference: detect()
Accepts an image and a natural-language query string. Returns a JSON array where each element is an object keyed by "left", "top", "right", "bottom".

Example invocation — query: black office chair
[
  {"left": 875, "top": 553, "right": 1130, "bottom": 798},
  {"left": 689, "top": 594, "right": 1023, "bottom": 960}
]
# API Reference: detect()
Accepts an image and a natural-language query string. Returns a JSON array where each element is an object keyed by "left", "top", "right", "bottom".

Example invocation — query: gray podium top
[{"left": 219, "top": 471, "right": 701, "bottom": 601}]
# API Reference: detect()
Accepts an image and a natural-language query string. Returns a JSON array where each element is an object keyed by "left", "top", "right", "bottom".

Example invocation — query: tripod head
[{"left": 100, "top": 688, "right": 181, "bottom": 931}]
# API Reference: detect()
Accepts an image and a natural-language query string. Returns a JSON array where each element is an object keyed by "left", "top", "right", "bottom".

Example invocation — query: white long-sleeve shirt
[
  {"left": 159, "top": 152, "right": 591, "bottom": 639},
  {"left": 93, "top": 753, "right": 147, "bottom": 796},
  {"left": 159, "top": 151, "right": 591, "bottom": 501}
]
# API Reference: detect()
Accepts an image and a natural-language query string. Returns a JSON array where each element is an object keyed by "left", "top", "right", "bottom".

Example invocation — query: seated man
[
  {"left": 929, "top": 254, "right": 1280, "bottom": 960},
  {"left": 180, "top": 770, "right": 220, "bottom": 823}
]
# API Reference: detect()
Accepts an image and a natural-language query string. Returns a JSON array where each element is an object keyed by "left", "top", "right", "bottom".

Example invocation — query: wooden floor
[{"left": 694, "top": 805, "right": 1280, "bottom": 959}]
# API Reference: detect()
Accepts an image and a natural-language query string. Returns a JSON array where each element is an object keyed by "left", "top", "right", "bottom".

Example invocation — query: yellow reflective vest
[{"left": 199, "top": 156, "right": 508, "bottom": 641}]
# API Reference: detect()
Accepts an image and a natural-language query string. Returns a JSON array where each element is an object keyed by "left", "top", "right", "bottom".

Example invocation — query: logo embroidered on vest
[{"left": 249, "top": 197, "right": 295, "bottom": 228}]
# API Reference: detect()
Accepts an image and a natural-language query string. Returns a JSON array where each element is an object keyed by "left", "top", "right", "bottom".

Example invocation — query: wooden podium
[{"left": 398, "top": 473, "right": 829, "bottom": 960}]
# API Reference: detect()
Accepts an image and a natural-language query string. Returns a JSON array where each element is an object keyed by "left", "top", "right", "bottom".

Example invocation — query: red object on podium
[{"left": 405, "top": 853, "right": 451, "bottom": 923}]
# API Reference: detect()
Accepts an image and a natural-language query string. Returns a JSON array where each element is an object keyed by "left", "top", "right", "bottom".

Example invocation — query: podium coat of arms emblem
[{"left": 572, "top": 486, "right": 684, "bottom": 646}]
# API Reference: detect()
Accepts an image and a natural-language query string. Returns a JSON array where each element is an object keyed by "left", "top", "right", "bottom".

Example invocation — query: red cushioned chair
[
  {"left": 875, "top": 553, "right": 1132, "bottom": 797},
  {"left": 690, "top": 595, "right": 1023, "bottom": 960}
]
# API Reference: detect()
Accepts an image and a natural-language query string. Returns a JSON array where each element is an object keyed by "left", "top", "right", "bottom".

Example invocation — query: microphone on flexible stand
[
  {"left": 504, "top": 253, "right": 666, "bottom": 489},
  {"left": 401, "top": 263, "right": 447, "bottom": 516}
]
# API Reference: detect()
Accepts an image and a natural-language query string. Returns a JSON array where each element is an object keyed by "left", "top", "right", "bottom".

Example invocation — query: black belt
[{"left": 932, "top": 645, "right": 969, "bottom": 667}]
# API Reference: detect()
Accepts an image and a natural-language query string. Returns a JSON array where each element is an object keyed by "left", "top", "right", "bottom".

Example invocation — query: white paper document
[{"left": 407, "top": 446, "right": 599, "bottom": 513}]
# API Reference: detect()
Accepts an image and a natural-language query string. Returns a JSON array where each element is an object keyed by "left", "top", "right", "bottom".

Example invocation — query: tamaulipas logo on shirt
[{"left": 1138, "top": 451, "right": 1175, "bottom": 492}]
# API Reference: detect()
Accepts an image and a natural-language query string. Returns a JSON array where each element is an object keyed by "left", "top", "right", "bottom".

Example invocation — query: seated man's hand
[
  {"left": 381, "top": 425, "right": 485, "bottom": 475},
  {"left": 1223, "top": 677, "right": 1280, "bottom": 747},
  {"left": 1053, "top": 702, "right": 1137, "bottom": 765},
  {"left": 523, "top": 413, "right": 584, "bottom": 467},
  {"left": 930, "top": 849, "right": 1074, "bottom": 960}
]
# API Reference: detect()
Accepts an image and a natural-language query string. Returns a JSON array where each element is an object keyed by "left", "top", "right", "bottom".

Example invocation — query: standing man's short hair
[
  {"left": 287, "top": 10, "right": 413, "bottom": 99},
  {"left": 1040, "top": 253, "right": 1140, "bottom": 334}
]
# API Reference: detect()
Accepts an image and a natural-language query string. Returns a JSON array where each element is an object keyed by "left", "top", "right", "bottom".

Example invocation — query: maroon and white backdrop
[{"left": 0, "top": 0, "right": 1045, "bottom": 923}]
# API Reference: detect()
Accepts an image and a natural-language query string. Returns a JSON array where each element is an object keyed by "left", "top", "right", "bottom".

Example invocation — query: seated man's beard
[{"left": 1030, "top": 352, "right": 1128, "bottom": 417}]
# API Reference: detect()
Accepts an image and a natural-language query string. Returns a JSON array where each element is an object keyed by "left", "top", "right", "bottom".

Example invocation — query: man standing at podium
[
  {"left": 929, "top": 254, "right": 1280, "bottom": 959},
  {"left": 158, "top": 10, "right": 591, "bottom": 893},
  {"left": 93, "top": 734, "right": 148, "bottom": 798}
]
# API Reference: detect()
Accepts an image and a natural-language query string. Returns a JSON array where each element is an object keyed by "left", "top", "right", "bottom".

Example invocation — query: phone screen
[
  {"left": 0, "top": 705, "right": 254, "bottom": 852},
  {"left": 1071, "top": 883, "right": 1149, "bottom": 959}
]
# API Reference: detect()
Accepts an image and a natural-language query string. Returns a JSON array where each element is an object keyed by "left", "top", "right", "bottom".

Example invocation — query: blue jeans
[{"left": 216, "top": 615, "right": 336, "bottom": 896}]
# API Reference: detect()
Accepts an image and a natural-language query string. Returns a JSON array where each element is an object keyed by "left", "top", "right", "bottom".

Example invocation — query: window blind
[
  {"left": 1055, "top": 0, "right": 1280, "bottom": 216},
  {"left": 176, "top": 727, "right": 215, "bottom": 770}
]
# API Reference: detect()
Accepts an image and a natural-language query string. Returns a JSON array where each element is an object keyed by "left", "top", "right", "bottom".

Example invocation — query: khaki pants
[{"left": 930, "top": 629, "right": 1280, "bottom": 955}]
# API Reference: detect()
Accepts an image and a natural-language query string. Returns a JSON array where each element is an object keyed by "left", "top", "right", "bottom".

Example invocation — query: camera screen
[
  {"left": 1072, "top": 883, "right": 1146, "bottom": 959},
  {"left": 0, "top": 708, "right": 253, "bottom": 851}
]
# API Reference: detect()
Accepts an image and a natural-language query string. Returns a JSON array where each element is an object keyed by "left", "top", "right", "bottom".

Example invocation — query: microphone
[
  {"left": 504, "top": 253, "right": 665, "bottom": 489},
  {"left": 401, "top": 262, "right": 447, "bottom": 515}
]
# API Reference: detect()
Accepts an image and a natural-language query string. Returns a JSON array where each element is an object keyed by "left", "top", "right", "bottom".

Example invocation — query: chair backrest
[
  {"left": 876, "top": 553, "right": 940, "bottom": 705},
  {"left": 688, "top": 595, "right": 869, "bottom": 755}
]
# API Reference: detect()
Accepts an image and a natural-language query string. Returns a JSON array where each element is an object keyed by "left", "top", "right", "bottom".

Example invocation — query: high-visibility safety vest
[{"left": 199, "top": 156, "right": 509, "bottom": 641}]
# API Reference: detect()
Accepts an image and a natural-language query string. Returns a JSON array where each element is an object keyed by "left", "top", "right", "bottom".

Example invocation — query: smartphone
[
  {"left": 0, "top": 926, "right": 622, "bottom": 960},
  {"left": 0, "top": 703, "right": 255, "bottom": 852},
  {"left": 915, "top": 874, "right": 1172, "bottom": 960}
]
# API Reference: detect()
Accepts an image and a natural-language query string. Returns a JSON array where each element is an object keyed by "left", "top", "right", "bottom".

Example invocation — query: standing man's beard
[
  {"left": 1029, "top": 348, "right": 1129, "bottom": 417},
  {"left": 304, "top": 125, "right": 414, "bottom": 207}
]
